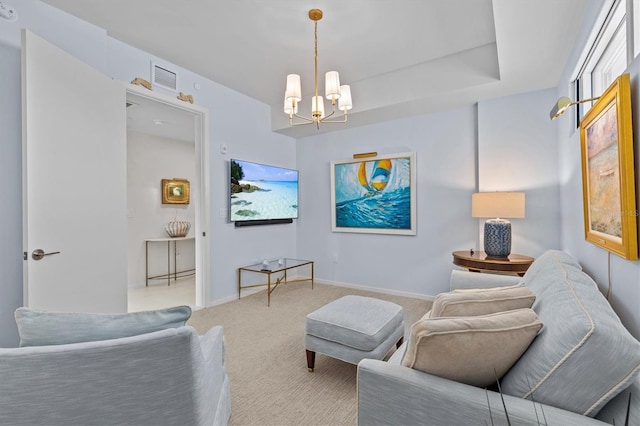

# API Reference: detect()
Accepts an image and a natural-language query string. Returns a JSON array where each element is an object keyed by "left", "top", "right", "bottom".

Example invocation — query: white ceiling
[
  {"left": 43, "top": 0, "right": 596, "bottom": 139},
  {"left": 126, "top": 93, "right": 195, "bottom": 143}
]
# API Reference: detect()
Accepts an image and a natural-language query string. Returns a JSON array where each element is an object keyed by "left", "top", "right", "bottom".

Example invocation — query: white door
[{"left": 22, "top": 30, "right": 128, "bottom": 312}]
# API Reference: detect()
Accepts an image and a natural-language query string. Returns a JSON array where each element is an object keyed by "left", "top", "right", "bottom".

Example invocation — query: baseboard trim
[
  {"left": 204, "top": 278, "right": 434, "bottom": 308},
  {"left": 313, "top": 278, "right": 435, "bottom": 301},
  {"left": 208, "top": 287, "right": 266, "bottom": 307}
]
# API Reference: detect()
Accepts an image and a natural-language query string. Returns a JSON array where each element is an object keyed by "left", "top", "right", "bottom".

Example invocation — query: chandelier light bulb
[
  {"left": 311, "top": 96, "right": 325, "bottom": 118},
  {"left": 284, "top": 96, "right": 297, "bottom": 115}
]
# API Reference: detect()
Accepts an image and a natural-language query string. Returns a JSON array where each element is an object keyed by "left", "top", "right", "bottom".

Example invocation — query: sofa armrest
[
  {"left": 197, "top": 325, "right": 226, "bottom": 364},
  {"left": 449, "top": 269, "right": 521, "bottom": 290},
  {"left": 193, "top": 326, "right": 231, "bottom": 425},
  {"left": 357, "top": 359, "right": 609, "bottom": 426}
]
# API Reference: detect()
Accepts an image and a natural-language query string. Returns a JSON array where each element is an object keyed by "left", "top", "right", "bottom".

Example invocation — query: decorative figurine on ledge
[
  {"left": 177, "top": 92, "right": 194, "bottom": 104},
  {"left": 131, "top": 77, "right": 152, "bottom": 90}
]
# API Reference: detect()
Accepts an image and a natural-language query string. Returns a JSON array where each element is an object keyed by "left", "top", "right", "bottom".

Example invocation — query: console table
[
  {"left": 238, "top": 258, "right": 314, "bottom": 306},
  {"left": 145, "top": 236, "right": 195, "bottom": 286},
  {"left": 452, "top": 250, "right": 534, "bottom": 276}
]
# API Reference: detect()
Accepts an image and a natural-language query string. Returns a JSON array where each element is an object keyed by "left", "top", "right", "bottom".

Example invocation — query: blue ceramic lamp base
[{"left": 484, "top": 219, "right": 511, "bottom": 258}]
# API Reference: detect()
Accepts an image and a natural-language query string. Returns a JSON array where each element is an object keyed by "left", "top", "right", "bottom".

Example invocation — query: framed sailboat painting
[{"left": 330, "top": 152, "right": 416, "bottom": 235}]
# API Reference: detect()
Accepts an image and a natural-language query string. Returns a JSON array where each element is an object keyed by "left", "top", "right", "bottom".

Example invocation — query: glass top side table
[{"left": 238, "top": 258, "right": 314, "bottom": 306}]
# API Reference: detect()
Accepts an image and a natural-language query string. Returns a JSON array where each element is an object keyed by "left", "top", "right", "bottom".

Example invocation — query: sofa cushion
[
  {"left": 15, "top": 305, "right": 192, "bottom": 347},
  {"left": 401, "top": 308, "right": 542, "bottom": 387},
  {"left": 501, "top": 250, "right": 640, "bottom": 417},
  {"left": 430, "top": 285, "right": 536, "bottom": 317}
]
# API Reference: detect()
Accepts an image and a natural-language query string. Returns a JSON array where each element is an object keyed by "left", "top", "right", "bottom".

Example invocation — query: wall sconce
[
  {"left": 472, "top": 192, "right": 525, "bottom": 258},
  {"left": 549, "top": 96, "right": 600, "bottom": 120}
]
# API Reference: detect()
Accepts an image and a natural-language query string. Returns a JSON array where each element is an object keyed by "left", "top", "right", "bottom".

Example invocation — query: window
[
  {"left": 573, "top": 0, "right": 636, "bottom": 125},
  {"left": 634, "top": 0, "right": 640, "bottom": 57}
]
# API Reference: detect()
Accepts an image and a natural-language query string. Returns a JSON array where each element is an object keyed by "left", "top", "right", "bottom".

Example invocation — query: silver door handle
[{"left": 32, "top": 249, "right": 61, "bottom": 261}]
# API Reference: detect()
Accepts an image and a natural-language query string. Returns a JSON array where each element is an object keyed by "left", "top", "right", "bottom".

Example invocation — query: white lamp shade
[
  {"left": 325, "top": 71, "right": 341, "bottom": 100},
  {"left": 471, "top": 192, "right": 525, "bottom": 218},
  {"left": 338, "top": 85, "right": 352, "bottom": 111},
  {"left": 285, "top": 74, "right": 302, "bottom": 102},
  {"left": 311, "top": 96, "right": 325, "bottom": 118},
  {"left": 284, "top": 96, "right": 297, "bottom": 115}
]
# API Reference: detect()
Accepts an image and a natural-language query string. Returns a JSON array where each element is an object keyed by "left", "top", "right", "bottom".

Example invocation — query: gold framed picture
[
  {"left": 579, "top": 73, "right": 637, "bottom": 260},
  {"left": 161, "top": 178, "right": 190, "bottom": 205}
]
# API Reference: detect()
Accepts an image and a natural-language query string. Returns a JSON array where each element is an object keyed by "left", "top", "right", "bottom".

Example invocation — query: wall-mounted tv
[{"left": 229, "top": 159, "right": 299, "bottom": 226}]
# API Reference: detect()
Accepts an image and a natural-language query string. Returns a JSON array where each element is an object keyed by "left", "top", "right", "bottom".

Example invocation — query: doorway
[{"left": 125, "top": 85, "right": 210, "bottom": 311}]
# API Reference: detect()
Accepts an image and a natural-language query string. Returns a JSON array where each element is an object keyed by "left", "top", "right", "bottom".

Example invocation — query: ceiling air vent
[{"left": 151, "top": 62, "right": 178, "bottom": 92}]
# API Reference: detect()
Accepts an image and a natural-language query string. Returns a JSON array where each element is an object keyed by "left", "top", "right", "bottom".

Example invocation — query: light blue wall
[
  {"left": 297, "top": 87, "right": 562, "bottom": 299},
  {"left": 477, "top": 88, "right": 561, "bottom": 257},
  {"left": 0, "top": 43, "right": 22, "bottom": 347},
  {"left": 2, "top": 0, "right": 636, "bottom": 347},
  {"left": 104, "top": 37, "right": 298, "bottom": 304},
  {"left": 556, "top": 3, "right": 640, "bottom": 339},
  {"left": 296, "top": 107, "right": 478, "bottom": 297},
  {"left": 0, "top": 0, "right": 295, "bottom": 347}
]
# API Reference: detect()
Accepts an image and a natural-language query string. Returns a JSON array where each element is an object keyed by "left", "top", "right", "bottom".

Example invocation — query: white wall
[
  {"left": 477, "top": 88, "right": 561, "bottom": 256},
  {"left": 296, "top": 107, "right": 478, "bottom": 298},
  {"left": 127, "top": 131, "right": 196, "bottom": 287},
  {"left": 556, "top": 3, "right": 640, "bottom": 339}
]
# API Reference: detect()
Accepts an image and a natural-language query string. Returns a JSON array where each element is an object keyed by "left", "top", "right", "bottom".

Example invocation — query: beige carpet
[{"left": 187, "top": 282, "right": 432, "bottom": 426}]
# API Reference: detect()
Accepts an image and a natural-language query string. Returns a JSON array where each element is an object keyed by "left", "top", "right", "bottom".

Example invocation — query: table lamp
[{"left": 472, "top": 192, "right": 525, "bottom": 258}]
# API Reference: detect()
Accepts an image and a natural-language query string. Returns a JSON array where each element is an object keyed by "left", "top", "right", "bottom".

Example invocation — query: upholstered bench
[{"left": 305, "top": 295, "right": 405, "bottom": 372}]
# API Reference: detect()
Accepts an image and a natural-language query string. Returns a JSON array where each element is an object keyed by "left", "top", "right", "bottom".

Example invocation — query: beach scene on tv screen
[{"left": 230, "top": 159, "right": 298, "bottom": 221}]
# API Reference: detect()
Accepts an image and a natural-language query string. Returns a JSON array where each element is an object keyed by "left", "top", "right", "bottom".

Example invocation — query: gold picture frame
[
  {"left": 579, "top": 73, "right": 637, "bottom": 260},
  {"left": 161, "top": 178, "right": 190, "bottom": 204}
]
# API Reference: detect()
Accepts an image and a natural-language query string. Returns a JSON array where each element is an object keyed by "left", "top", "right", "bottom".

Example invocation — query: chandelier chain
[{"left": 314, "top": 19, "right": 319, "bottom": 117}]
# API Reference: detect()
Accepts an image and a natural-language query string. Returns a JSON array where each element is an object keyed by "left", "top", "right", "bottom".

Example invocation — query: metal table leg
[{"left": 145, "top": 241, "right": 149, "bottom": 287}]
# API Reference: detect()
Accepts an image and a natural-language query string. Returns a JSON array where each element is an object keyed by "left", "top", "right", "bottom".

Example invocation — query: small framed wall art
[
  {"left": 330, "top": 152, "right": 416, "bottom": 235},
  {"left": 579, "top": 73, "right": 637, "bottom": 260},
  {"left": 161, "top": 178, "right": 190, "bottom": 205}
]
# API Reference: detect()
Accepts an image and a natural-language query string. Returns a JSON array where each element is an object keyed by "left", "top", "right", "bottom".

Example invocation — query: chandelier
[{"left": 284, "top": 9, "right": 353, "bottom": 129}]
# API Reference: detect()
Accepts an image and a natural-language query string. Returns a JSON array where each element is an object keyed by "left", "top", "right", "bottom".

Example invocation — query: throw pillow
[
  {"left": 430, "top": 285, "right": 536, "bottom": 317},
  {"left": 15, "top": 305, "right": 192, "bottom": 347},
  {"left": 401, "top": 308, "right": 542, "bottom": 387}
]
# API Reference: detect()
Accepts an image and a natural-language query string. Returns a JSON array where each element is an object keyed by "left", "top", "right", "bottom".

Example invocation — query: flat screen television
[{"left": 229, "top": 159, "right": 299, "bottom": 226}]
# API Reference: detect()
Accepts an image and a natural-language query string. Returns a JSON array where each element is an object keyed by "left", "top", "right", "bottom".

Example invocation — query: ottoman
[{"left": 305, "top": 295, "right": 405, "bottom": 372}]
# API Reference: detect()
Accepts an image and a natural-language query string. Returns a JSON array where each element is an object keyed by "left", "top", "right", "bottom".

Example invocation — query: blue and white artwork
[
  {"left": 331, "top": 152, "right": 416, "bottom": 235},
  {"left": 230, "top": 159, "right": 299, "bottom": 222}
]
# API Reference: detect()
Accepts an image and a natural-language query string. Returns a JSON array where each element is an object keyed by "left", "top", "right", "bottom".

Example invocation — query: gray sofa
[
  {"left": 0, "top": 325, "right": 231, "bottom": 426},
  {"left": 358, "top": 250, "right": 640, "bottom": 425}
]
